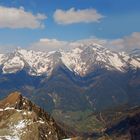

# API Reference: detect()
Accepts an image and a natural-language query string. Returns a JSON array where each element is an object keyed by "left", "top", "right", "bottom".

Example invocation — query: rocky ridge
[{"left": 0, "top": 92, "right": 67, "bottom": 140}]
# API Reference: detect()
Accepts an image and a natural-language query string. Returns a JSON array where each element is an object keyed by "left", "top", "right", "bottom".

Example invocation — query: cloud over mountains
[
  {"left": 0, "top": 6, "right": 47, "bottom": 29},
  {"left": 29, "top": 32, "right": 140, "bottom": 52},
  {"left": 53, "top": 8, "right": 104, "bottom": 25}
]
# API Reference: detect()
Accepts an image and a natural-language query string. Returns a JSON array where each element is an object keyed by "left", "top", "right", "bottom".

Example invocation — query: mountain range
[
  {"left": 0, "top": 43, "right": 140, "bottom": 133},
  {"left": 0, "top": 43, "right": 140, "bottom": 76}
]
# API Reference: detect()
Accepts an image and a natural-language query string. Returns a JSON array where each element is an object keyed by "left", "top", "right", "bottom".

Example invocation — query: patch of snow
[
  {"left": 14, "top": 120, "right": 26, "bottom": 129},
  {"left": 130, "top": 59, "right": 140, "bottom": 68},
  {"left": 4, "top": 107, "right": 15, "bottom": 110},
  {"left": 16, "top": 109, "right": 22, "bottom": 112},
  {"left": 0, "top": 108, "right": 4, "bottom": 111},
  {"left": 2, "top": 120, "right": 27, "bottom": 140},
  {"left": 0, "top": 54, "right": 4, "bottom": 64},
  {"left": 0, "top": 135, "right": 20, "bottom": 140},
  {"left": 37, "top": 120, "right": 45, "bottom": 124},
  {"left": 27, "top": 111, "right": 32, "bottom": 115},
  {"left": 48, "top": 131, "right": 51, "bottom": 135},
  {"left": 6, "top": 120, "right": 31, "bottom": 140},
  {"left": 2, "top": 56, "right": 24, "bottom": 73},
  {"left": 108, "top": 53, "right": 125, "bottom": 71},
  {"left": 23, "top": 112, "right": 27, "bottom": 115}
]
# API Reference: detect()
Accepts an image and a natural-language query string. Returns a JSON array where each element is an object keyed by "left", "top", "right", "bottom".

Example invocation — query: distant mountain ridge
[{"left": 0, "top": 43, "right": 140, "bottom": 76}]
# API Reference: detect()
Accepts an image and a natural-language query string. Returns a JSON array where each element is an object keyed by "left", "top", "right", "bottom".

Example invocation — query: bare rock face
[{"left": 0, "top": 92, "right": 67, "bottom": 140}]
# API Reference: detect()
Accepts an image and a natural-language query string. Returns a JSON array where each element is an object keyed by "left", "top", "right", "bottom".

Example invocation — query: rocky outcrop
[{"left": 0, "top": 92, "right": 67, "bottom": 140}]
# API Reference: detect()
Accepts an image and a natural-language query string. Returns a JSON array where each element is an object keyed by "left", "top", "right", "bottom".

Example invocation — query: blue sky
[{"left": 0, "top": 0, "right": 140, "bottom": 52}]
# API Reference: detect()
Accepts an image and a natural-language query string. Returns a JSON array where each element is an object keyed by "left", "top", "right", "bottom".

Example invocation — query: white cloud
[
  {"left": 74, "top": 33, "right": 140, "bottom": 52},
  {"left": 30, "top": 38, "right": 95, "bottom": 52},
  {"left": 30, "top": 38, "right": 69, "bottom": 51},
  {"left": 53, "top": 8, "right": 104, "bottom": 25},
  {"left": 108, "top": 32, "right": 140, "bottom": 51},
  {"left": 1, "top": 33, "right": 139, "bottom": 53},
  {"left": 29, "top": 37, "right": 109, "bottom": 52},
  {"left": 29, "top": 32, "right": 140, "bottom": 52},
  {"left": 0, "top": 6, "right": 47, "bottom": 29}
]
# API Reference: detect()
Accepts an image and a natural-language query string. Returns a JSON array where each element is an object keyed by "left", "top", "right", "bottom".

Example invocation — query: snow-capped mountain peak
[
  {"left": 0, "top": 43, "right": 140, "bottom": 76},
  {"left": 62, "top": 43, "right": 140, "bottom": 75}
]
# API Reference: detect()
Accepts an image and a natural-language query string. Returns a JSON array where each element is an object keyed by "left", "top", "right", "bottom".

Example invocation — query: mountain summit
[{"left": 0, "top": 92, "right": 67, "bottom": 140}]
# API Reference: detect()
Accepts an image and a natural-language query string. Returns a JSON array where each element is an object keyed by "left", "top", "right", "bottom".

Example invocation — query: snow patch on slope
[
  {"left": 108, "top": 53, "right": 124, "bottom": 71},
  {"left": 2, "top": 56, "right": 24, "bottom": 73}
]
